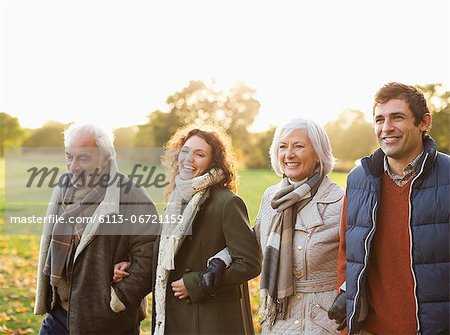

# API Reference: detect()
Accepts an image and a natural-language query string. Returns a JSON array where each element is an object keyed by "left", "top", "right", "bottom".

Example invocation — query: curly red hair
[{"left": 161, "top": 124, "right": 238, "bottom": 199}]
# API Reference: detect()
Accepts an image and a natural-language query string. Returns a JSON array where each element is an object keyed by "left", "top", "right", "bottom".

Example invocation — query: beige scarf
[
  {"left": 259, "top": 170, "right": 322, "bottom": 328},
  {"left": 154, "top": 168, "right": 224, "bottom": 335}
]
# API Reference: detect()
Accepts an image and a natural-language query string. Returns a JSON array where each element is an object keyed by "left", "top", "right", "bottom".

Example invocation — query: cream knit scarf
[{"left": 154, "top": 168, "right": 224, "bottom": 335}]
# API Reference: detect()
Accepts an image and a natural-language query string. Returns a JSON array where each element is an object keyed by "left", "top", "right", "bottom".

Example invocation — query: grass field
[{"left": 0, "top": 158, "right": 347, "bottom": 334}]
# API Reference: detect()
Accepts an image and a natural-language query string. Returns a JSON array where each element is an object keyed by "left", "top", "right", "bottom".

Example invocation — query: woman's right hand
[{"left": 113, "top": 261, "right": 131, "bottom": 283}]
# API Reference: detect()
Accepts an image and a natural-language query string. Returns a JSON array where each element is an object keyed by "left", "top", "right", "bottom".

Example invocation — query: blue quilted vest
[{"left": 345, "top": 136, "right": 450, "bottom": 334}]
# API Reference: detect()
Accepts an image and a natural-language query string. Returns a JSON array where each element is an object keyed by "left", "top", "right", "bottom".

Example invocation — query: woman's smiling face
[
  {"left": 277, "top": 129, "right": 318, "bottom": 182},
  {"left": 178, "top": 135, "right": 213, "bottom": 180}
]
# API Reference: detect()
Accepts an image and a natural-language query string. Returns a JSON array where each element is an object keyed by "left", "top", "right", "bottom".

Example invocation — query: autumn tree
[
  {"left": 114, "top": 126, "right": 138, "bottom": 147},
  {"left": 416, "top": 83, "right": 449, "bottom": 153},
  {"left": 325, "top": 109, "right": 377, "bottom": 168},
  {"left": 136, "top": 80, "right": 260, "bottom": 159},
  {"left": 22, "top": 121, "right": 66, "bottom": 147},
  {"left": 0, "top": 113, "right": 24, "bottom": 157},
  {"left": 245, "top": 127, "right": 275, "bottom": 169}
]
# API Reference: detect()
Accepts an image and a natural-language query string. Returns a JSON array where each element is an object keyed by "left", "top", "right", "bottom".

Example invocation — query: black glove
[
  {"left": 328, "top": 291, "right": 347, "bottom": 331},
  {"left": 199, "top": 258, "right": 226, "bottom": 298}
]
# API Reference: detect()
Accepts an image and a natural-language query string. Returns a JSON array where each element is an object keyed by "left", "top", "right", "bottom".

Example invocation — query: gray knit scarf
[{"left": 259, "top": 169, "right": 322, "bottom": 328}]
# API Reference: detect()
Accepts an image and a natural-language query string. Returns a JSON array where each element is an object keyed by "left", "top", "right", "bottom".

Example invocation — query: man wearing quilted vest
[{"left": 328, "top": 82, "right": 449, "bottom": 334}]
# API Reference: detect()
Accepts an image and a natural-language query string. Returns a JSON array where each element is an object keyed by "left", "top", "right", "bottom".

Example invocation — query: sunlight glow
[{"left": 1, "top": 1, "right": 448, "bottom": 131}]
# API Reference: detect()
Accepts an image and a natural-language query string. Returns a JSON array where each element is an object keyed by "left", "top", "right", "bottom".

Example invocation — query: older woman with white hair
[
  {"left": 254, "top": 117, "right": 344, "bottom": 334},
  {"left": 205, "top": 118, "right": 344, "bottom": 333}
]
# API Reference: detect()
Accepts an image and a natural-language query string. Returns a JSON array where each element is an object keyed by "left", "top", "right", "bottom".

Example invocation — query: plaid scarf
[
  {"left": 43, "top": 172, "right": 107, "bottom": 285},
  {"left": 259, "top": 170, "right": 322, "bottom": 328}
]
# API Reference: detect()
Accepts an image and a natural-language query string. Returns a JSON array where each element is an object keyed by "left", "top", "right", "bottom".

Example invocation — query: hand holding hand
[
  {"left": 113, "top": 261, "right": 131, "bottom": 283},
  {"left": 171, "top": 278, "right": 190, "bottom": 299}
]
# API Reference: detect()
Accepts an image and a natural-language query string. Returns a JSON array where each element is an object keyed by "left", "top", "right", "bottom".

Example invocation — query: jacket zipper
[
  {"left": 408, "top": 153, "right": 428, "bottom": 333},
  {"left": 348, "top": 201, "right": 378, "bottom": 334}
]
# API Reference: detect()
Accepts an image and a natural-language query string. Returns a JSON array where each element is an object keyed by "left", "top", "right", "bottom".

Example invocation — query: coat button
[
  {"left": 296, "top": 295, "right": 302, "bottom": 301},
  {"left": 294, "top": 320, "right": 300, "bottom": 325},
  {"left": 185, "top": 268, "right": 192, "bottom": 273},
  {"left": 295, "top": 270, "right": 302, "bottom": 278},
  {"left": 186, "top": 299, "right": 192, "bottom": 304},
  {"left": 297, "top": 245, "right": 302, "bottom": 251}
]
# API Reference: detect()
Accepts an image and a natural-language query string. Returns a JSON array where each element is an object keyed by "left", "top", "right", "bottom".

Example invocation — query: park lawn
[{"left": 0, "top": 160, "right": 347, "bottom": 334}]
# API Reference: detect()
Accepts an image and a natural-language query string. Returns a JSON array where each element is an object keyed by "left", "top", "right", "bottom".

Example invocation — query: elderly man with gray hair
[{"left": 34, "top": 123, "right": 157, "bottom": 334}]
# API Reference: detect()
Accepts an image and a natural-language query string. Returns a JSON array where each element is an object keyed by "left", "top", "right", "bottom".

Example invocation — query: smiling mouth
[
  {"left": 181, "top": 165, "right": 196, "bottom": 172},
  {"left": 382, "top": 136, "right": 401, "bottom": 144},
  {"left": 285, "top": 162, "right": 300, "bottom": 167}
]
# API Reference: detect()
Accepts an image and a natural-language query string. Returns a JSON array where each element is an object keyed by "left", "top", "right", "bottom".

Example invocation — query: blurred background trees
[
  {"left": 134, "top": 80, "right": 260, "bottom": 167},
  {"left": 1, "top": 82, "right": 448, "bottom": 168},
  {"left": 0, "top": 113, "right": 23, "bottom": 157},
  {"left": 22, "top": 121, "right": 66, "bottom": 147},
  {"left": 416, "top": 83, "right": 449, "bottom": 153},
  {"left": 324, "top": 109, "right": 377, "bottom": 170}
]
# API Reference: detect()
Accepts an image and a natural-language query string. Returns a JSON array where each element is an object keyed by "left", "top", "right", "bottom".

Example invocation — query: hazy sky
[{"left": 1, "top": 0, "right": 449, "bottom": 132}]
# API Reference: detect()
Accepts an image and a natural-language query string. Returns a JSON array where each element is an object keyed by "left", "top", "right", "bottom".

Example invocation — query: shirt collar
[{"left": 384, "top": 151, "right": 424, "bottom": 186}]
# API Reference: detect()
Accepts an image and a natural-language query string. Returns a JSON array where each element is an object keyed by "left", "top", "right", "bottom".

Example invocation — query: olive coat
[{"left": 151, "top": 186, "right": 262, "bottom": 334}]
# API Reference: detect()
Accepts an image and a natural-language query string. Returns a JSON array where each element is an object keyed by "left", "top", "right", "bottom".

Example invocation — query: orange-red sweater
[{"left": 337, "top": 174, "right": 417, "bottom": 334}]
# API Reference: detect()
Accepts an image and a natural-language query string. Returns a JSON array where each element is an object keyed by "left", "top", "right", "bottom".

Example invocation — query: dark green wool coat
[{"left": 152, "top": 186, "right": 262, "bottom": 335}]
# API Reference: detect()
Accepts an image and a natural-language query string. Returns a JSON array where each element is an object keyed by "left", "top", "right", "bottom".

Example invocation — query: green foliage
[
  {"left": 135, "top": 81, "right": 260, "bottom": 157},
  {"left": 114, "top": 126, "right": 138, "bottom": 147},
  {"left": 22, "top": 121, "right": 67, "bottom": 148},
  {"left": 243, "top": 127, "right": 275, "bottom": 169},
  {"left": 0, "top": 113, "right": 24, "bottom": 157},
  {"left": 325, "top": 109, "right": 377, "bottom": 167},
  {"left": 135, "top": 110, "right": 174, "bottom": 147},
  {"left": 416, "top": 83, "right": 450, "bottom": 153}
]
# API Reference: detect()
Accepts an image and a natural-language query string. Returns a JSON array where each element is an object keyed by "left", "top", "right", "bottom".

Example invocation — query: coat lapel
[{"left": 172, "top": 188, "right": 211, "bottom": 258}]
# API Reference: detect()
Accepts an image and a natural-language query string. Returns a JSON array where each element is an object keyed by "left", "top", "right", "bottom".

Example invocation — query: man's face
[
  {"left": 65, "top": 135, "right": 107, "bottom": 186},
  {"left": 374, "top": 98, "right": 430, "bottom": 167}
]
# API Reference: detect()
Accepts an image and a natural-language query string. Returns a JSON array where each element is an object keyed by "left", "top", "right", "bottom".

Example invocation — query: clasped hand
[{"left": 112, "top": 261, "right": 190, "bottom": 299}]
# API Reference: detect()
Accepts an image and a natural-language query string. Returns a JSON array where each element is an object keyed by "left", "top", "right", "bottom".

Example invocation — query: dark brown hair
[
  {"left": 161, "top": 124, "right": 238, "bottom": 199},
  {"left": 373, "top": 82, "right": 430, "bottom": 126}
]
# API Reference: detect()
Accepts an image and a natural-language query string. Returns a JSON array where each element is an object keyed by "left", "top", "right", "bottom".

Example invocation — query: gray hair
[
  {"left": 269, "top": 118, "right": 335, "bottom": 177},
  {"left": 64, "top": 123, "right": 116, "bottom": 159}
]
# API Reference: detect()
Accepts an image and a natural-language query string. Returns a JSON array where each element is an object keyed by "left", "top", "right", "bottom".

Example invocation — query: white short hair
[
  {"left": 269, "top": 118, "right": 335, "bottom": 177},
  {"left": 64, "top": 123, "right": 116, "bottom": 159}
]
